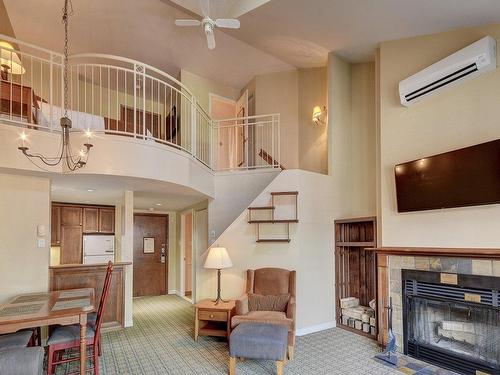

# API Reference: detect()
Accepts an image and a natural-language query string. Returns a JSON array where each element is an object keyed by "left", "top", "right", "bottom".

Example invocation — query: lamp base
[
  {"left": 212, "top": 268, "right": 228, "bottom": 305},
  {"left": 212, "top": 296, "right": 229, "bottom": 305}
]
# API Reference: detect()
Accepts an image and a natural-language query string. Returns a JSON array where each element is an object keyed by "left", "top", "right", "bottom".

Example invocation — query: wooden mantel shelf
[{"left": 367, "top": 247, "right": 500, "bottom": 259}]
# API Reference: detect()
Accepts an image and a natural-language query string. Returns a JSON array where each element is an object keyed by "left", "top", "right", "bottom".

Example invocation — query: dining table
[{"left": 0, "top": 288, "right": 95, "bottom": 375}]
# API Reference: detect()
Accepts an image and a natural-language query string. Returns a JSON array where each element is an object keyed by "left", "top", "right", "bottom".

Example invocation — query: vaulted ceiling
[{"left": 4, "top": 0, "right": 500, "bottom": 89}]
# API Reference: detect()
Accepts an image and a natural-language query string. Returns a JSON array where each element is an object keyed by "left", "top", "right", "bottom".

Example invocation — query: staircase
[{"left": 248, "top": 191, "right": 298, "bottom": 243}]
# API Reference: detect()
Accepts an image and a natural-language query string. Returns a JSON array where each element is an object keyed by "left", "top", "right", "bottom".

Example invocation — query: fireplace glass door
[{"left": 408, "top": 296, "right": 500, "bottom": 367}]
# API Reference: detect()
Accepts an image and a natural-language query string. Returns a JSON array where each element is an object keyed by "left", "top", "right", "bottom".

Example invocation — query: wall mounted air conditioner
[{"left": 399, "top": 36, "right": 497, "bottom": 107}]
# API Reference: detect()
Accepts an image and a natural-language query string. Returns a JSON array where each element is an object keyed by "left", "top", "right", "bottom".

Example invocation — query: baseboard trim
[
  {"left": 124, "top": 319, "right": 134, "bottom": 328},
  {"left": 168, "top": 290, "right": 177, "bottom": 295},
  {"left": 296, "top": 321, "right": 336, "bottom": 336}
]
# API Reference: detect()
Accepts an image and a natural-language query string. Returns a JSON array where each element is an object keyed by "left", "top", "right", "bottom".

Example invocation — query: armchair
[{"left": 231, "top": 268, "right": 296, "bottom": 359}]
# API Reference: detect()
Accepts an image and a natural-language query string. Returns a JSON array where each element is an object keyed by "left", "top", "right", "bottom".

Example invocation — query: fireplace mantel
[{"left": 367, "top": 246, "right": 500, "bottom": 259}]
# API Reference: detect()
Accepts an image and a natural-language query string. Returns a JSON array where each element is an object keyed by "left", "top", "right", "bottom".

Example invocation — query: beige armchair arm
[
  {"left": 286, "top": 296, "right": 296, "bottom": 331},
  {"left": 235, "top": 293, "right": 249, "bottom": 315}
]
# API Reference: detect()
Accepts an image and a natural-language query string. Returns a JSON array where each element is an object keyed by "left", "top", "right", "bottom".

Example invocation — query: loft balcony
[{"left": 0, "top": 34, "right": 281, "bottom": 174}]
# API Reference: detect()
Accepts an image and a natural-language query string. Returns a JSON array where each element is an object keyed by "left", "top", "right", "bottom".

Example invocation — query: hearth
[{"left": 402, "top": 270, "right": 500, "bottom": 375}]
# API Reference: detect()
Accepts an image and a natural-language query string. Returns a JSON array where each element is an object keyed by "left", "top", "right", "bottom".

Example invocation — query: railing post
[
  {"left": 276, "top": 114, "right": 281, "bottom": 169},
  {"left": 191, "top": 98, "right": 197, "bottom": 158},
  {"left": 49, "top": 53, "right": 53, "bottom": 130},
  {"left": 209, "top": 120, "right": 213, "bottom": 169}
]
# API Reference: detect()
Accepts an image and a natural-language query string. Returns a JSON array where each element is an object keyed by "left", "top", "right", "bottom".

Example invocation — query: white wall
[
  {"left": 208, "top": 169, "right": 280, "bottom": 244},
  {"left": 197, "top": 170, "right": 337, "bottom": 334},
  {"left": 378, "top": 24, "right": 500, "bottom": 247},
  {"left": 0, "top": 173, "right": 50, "bottom": 303}
]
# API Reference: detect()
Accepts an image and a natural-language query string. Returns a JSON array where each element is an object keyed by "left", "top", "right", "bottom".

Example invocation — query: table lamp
[
  {"left": 0, "top": 41, "right": 25, "bottom": 81},
  {"left": 204, "top": 246, "right": 233, "bottom": 305}
]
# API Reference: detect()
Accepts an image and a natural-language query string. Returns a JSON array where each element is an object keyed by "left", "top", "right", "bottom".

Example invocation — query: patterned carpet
[{"left": 92, "top": 295, "right": 400, "bottom": 375}]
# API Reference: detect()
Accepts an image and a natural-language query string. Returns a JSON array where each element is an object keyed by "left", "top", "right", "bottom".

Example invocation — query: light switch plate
[{"left": 37, "top": 238, "right": 46, "bottom": 248}]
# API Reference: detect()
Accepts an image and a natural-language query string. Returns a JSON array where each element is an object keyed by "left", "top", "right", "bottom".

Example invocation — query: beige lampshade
[
  {"left": 204, "top": 247, "right": 233, "bottom": 269},
  {"left": 0, "top": 41, "right": 25, "bottom": 75}
]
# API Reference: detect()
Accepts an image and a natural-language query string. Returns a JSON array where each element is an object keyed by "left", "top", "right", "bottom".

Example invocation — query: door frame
[
  {"left": 132, "top": 213, "right": 169, "bottom": 296},
  {"left": 180, "top": 209, "right": 194, "bottom": 303}
]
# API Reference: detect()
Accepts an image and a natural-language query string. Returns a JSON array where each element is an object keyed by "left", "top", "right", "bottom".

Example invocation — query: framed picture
[{"left": 143, "top": 237, "right": 155, "bottom": 253}]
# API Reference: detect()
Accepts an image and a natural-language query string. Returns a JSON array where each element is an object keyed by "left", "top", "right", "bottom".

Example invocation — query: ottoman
[{"left": 229, "top": 323, "right": 288, "bottom": 375}]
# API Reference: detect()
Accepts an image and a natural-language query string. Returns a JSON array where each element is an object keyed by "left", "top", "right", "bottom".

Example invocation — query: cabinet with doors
[{"left": 52, "top": 203, "right": 115, "bottom": 264}]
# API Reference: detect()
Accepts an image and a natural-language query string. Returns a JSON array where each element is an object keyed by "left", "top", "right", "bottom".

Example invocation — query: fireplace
[{"left": 402, "top": 269, "right": 500, "bottom": 375}]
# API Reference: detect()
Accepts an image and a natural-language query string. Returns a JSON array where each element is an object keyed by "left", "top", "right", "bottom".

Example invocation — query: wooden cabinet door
[
  {"left": 60, "top": 206, "right": 82, "bottom": 226},
  {"left": 83, "top": 208, "right": 99, "bottom": 233},
  {"left": 60, "top": 225, "right": 83, "bottom": 264},
  {"left": 51, "top": 206, "right": 61, "bottom": 246},
  {"left": 99, "top": 209, "right": 115, "bottom": 233}
]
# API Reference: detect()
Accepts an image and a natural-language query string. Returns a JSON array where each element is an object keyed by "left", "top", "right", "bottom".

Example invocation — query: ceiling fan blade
[
  {"left": 175, "top": 19, "right": 201, "bottom": 27},
  {"left": 215, "top": 19, "right": 240, "bottom": 29},
  {"left": 199, "top": 0, "right": 210, "bottom": 17},
  {"left": 206, "top": 31, "right": 216, "bottom": 50}
]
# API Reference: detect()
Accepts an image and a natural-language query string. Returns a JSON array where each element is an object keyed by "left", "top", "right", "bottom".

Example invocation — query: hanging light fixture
[{"left": 18, "top": 0, "right": 93, "bottom": 171}]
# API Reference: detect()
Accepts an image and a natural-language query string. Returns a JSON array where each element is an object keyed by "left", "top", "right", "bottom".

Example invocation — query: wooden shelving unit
[
  {"left": 335, "top": 216, "right": 377, "bottom": 339},
  {"left": 248, "top": 191, "right": 298, "bottom": 243}
]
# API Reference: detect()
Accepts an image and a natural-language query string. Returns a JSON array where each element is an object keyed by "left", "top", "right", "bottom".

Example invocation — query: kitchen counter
[{"left": 49, "top": 262, "right": 131, "bottom": 330}]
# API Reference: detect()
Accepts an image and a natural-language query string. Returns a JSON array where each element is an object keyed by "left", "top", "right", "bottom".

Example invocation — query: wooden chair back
[{"left": 94, "top": 261, "right": 113, "bottom": 339}]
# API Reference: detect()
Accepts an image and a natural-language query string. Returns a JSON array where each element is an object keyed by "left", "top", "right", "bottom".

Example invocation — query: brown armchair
[{"left": 231, "top": 268, "right": 296, "bottom": 359}]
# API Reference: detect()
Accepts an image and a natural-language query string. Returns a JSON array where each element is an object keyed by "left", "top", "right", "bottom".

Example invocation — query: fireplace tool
[{"left": 375, "top": 297, "right": 398, "bottom": 366}]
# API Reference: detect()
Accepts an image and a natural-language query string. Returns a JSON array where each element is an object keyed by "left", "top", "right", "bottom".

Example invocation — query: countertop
[{"left": 49, "top": 262, "right": 132, "bottom": 269}]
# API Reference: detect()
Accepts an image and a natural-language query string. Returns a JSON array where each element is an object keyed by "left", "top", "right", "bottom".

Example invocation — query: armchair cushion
[
  {"left": 248, "top": 293, "right": 290, "bottom": 312},
  {"left": 235, "top": 294, "right": 249, "bottom": 316},
  {"left": 231, "top": 311, "right": 293, "bottom": 331}
]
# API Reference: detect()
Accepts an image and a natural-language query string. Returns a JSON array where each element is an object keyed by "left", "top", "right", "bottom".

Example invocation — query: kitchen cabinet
[
  {"left": 61, "top": 206, "right": 82, "bottom": 226},
  {"left": 51, "top": 205, "right": 61, "bottom": 246},
  {"left": 83, "top": 208, "right": 99, "bottom": 233},
  {"left": 99, "top": 209, "right": 115, "bottom": 233},
  {"left": 60, "top": 225, "right": 83, "bottom": 264}
]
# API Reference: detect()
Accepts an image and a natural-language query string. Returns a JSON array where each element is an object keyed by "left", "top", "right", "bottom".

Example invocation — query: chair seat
[
  {"left": 0, "top": 331, "right": 33, "bottom": 351},
  {"left": 87, "top": 312, "right": 97, "bottom": 328},
  {"left": 0, "top": 347, "right": 44, "bottom": 375},
  {"left": 231, "top": 311, "right": 293, "bottom": 331},
  {"left": 229, "top": 323, "right": 288, "bottom": 361},
  {"left": 47, "top": 324, "right": 95, "bottom": 345}
]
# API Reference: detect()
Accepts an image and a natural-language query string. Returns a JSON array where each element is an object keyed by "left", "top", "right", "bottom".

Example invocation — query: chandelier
[{"left": 18, "top": 0, "right": 92, "bottom": 171}]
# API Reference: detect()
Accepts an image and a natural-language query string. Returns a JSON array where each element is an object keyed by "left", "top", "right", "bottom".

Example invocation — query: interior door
[
  {"left": 236, "top": 90, "right": 248, "bottom": 167},
  {"left": 194, "top": 209, "right": 208, "bottom": 302},
  {"left": 133, "top": 214, "right": 168, "bottom": 297}
]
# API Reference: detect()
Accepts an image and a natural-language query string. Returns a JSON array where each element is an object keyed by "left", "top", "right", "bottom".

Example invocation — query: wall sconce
[{"left": 312, "top": 106, "right": 327, "bottom": 126}]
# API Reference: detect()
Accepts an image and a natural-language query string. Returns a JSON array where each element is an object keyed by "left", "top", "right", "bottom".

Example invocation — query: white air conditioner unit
[{"left": 399, "top": 36, "right": 496, "bottom": 107}]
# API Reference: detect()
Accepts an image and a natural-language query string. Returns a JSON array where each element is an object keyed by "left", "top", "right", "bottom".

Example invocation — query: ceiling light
[
  {"left": 87, "top": 189, "right": 94, "bottom": 192},
  {"left": 155, "top": 203, "right": 162, "bottom": 206}
]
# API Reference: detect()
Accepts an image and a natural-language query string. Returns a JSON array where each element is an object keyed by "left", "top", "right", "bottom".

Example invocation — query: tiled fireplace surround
[{"left": 388, "top": 255, "right": 500, "bottom": 351}]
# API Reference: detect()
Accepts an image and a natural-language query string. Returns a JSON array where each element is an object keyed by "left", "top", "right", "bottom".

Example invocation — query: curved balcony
[{"left": 0, "top": 34, "right": 281, "bottom": 174}]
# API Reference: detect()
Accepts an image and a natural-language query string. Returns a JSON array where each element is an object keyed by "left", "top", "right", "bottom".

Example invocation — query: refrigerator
[{"left": 83, "top": 235, "right": 115, "bottom": 264}]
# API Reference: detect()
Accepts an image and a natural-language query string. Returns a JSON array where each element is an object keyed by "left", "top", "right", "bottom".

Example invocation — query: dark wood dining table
[{"left": 0, "top": 288, "right": 95, "bottom": 375}]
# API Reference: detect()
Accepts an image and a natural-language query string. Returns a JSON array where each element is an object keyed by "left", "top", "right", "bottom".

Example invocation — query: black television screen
[{"left": 395, "top": 139, "right": 500, "bottom": 212}]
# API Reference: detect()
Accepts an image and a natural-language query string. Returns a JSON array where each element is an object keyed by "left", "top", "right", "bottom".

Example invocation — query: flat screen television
[{"left": 395, "top": 139, "right": 500, "bottom": 212}]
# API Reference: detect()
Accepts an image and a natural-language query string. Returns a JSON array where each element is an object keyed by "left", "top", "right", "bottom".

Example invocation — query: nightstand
[{"left": 194, "top": 299, "right": 235, "bottom": 341}]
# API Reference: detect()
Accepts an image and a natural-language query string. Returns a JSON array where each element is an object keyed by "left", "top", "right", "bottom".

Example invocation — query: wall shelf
[{"left": 248, "top": 191, "right": 299, "bottom": 243}]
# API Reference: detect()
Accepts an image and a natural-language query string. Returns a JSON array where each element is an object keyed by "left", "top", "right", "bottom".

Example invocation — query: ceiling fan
[{"left": 174, "top": 0, "right": 240, "bottom": 50}]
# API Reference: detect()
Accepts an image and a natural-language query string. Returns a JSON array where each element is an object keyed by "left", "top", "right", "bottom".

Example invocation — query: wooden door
[
  {"left": 183, "top": 212, "right": 193, "bottom": 296},
  {"left": 133, "top": 214, "right": 168, "bottom": 297},
  {"left": 83, "top": 208, "right": 99, "bottom": 233},
  {"left": 51, "top": 205, "right": 61, "bottom": 246},
  {"left": 99, "top": 209, "right": 115, "bottom": 233},
  {"left": 61, "top": 206, "right": 82, "bottom": 226},
  {"left": 60, "top": 225, "right": 83, "bottom": 264}
]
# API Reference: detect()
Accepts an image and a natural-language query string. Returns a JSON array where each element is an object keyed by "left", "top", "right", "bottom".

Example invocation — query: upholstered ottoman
[{"left": 229, "top": 323, "right": 288, "bottom": 375}]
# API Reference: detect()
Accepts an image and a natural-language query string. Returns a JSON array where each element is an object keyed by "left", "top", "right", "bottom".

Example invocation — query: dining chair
[{"left": 46, "top": 261, "right": 114, "bottom": 375}]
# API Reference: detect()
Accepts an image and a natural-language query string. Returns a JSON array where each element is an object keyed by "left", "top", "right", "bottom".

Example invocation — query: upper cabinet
[
  {"left": 60, "top": 206, "right": 83, "bottom": 226},
  {"left": 99, "top": 209, "right": 115, "bottom": 233},
  {"left": 83, "top": 208, "right": 99, "bottom": 233}
]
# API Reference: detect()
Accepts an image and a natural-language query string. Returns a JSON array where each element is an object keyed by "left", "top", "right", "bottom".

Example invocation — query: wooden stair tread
[
  {"left": 270, "top": 191, "right": 299, "bottom": 196},
  {"left": 248, "top": 206, "right": 275, "bottom": 210},
  {"left": 256, "top": 239, "right": 291, "bottom": 243},
  {"left": 248, "top": 219, "right": 299, "bottom": 224}
]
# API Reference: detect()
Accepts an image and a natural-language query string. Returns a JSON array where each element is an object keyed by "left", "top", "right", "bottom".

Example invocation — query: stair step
[
  {"left": 256, "top": 239, "right": 291, "bottom": 243},
  {"left": 248, "top": 219, "right": 299, "bottom": 224},
  {"left": 271, "top": 191, "right": 299, "bottom": 196},
  {"left": 248, "top": 206, "right": 275, "bottom": 210}
]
